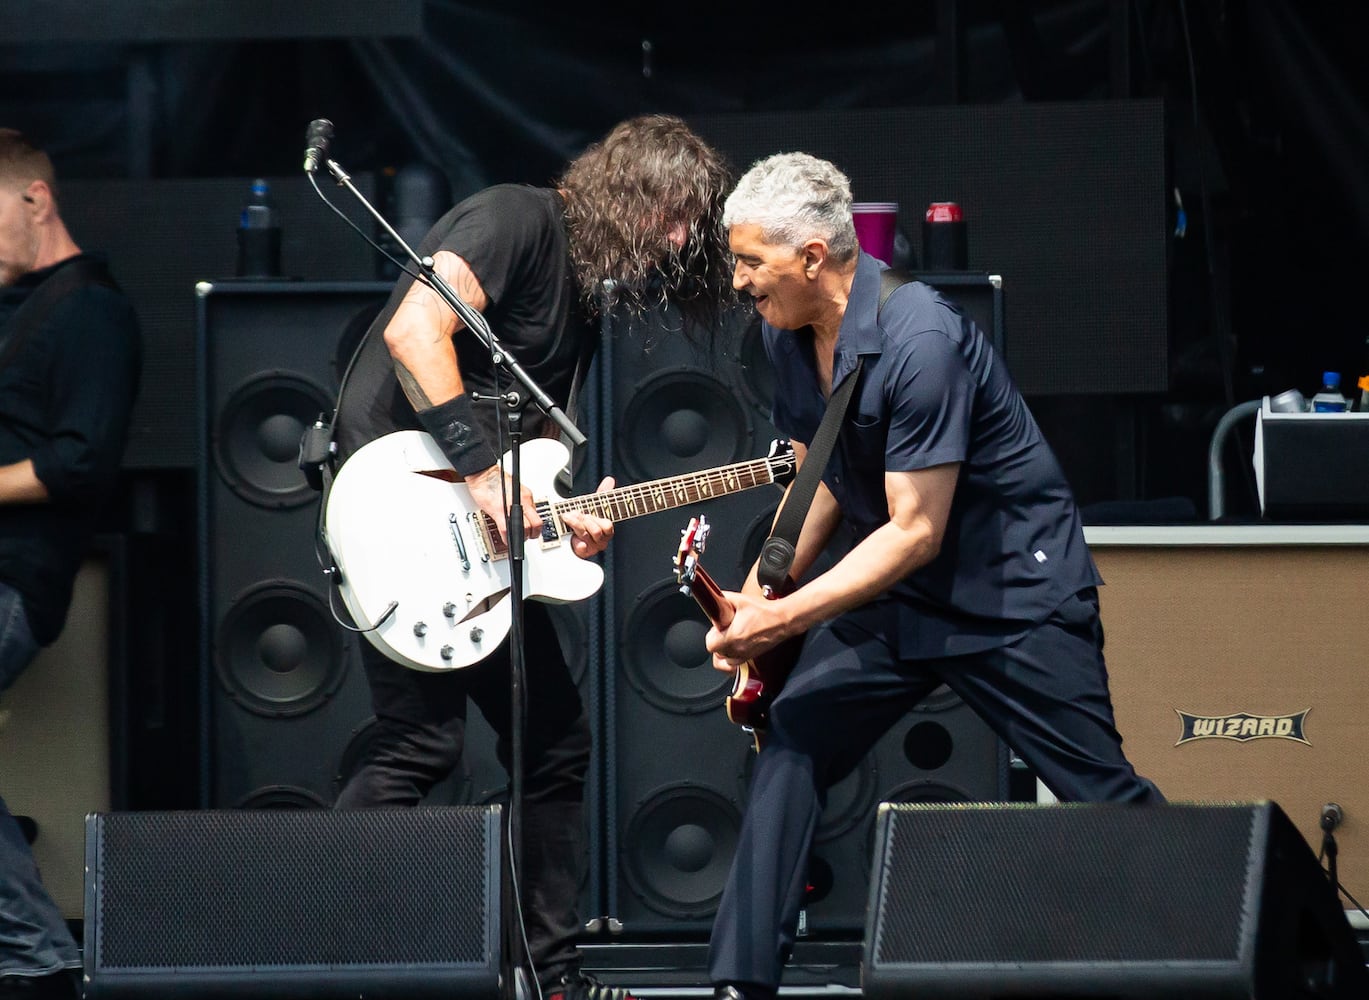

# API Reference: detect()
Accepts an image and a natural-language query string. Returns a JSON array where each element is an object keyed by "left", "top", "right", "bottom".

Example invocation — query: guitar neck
[
  {"left": 683, "top": 561, "right": 734, "bottom": 630},
  {"left": 552, "top": 455, "right": 786, "bottom": 524}
]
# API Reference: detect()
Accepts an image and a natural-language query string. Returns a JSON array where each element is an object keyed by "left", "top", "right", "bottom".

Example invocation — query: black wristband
[{"left": 415, "top": 393, "right": 500, "bottom": 477}]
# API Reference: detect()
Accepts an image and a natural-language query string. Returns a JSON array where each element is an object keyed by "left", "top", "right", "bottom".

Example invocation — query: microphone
[{"left": 302, "top": 118, "right": 334, "bottom": 174}]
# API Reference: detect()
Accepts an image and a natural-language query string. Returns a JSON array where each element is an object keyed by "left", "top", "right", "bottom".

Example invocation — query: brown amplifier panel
[
  {"left": 1093, "top": 543, "right": 1365, "bottom": 909},
  {"left": 0, "top": 557, "right": 111, "bottom": 918}
]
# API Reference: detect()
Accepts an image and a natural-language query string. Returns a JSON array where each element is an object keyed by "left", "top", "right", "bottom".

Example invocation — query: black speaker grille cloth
[
  {"left": 93, "top": 808, "right": 494, "bottom": 969},
  {"left": 873, "top": 805, "right": 1258, "bottom": 965}
]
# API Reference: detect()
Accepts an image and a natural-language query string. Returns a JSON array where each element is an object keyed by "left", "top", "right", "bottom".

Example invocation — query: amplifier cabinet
[{"left": 1087, "top": 525, "right": 1369, "bottom": 911}]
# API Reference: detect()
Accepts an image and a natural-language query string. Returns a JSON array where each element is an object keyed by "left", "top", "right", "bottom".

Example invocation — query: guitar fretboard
[
  {"left": 473, "top": 451, "right": 793, "bottom": 557},
  {"left": 550, "top": 456, "right": 784, "bottom": 523}
]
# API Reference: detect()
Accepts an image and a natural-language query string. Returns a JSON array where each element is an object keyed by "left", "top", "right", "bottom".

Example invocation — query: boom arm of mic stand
[{"left": 321, "top": 158, "right": 586, "bottom": 450}]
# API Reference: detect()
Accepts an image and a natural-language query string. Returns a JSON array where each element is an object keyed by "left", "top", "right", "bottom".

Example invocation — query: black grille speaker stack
[
  {"left": 197, "top": 279, "right": 391, "bottom": 809},
  {"left": 863, "top": 801, "right": 1369, "bottom": 999},
  {"left": 196, "top": 278, "right": 611, "bottom": 940},
  {"left": 196, "top": 281, "right": 600, "bottom": 812},
  {"left": 598, "top": 299, "right": 1009, "bottom": 937}
]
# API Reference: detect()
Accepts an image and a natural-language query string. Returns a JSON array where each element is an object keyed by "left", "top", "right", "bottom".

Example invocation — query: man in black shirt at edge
[
  {"left": 330, "top": 115, "right": 735, "bottom": 1000},
  {"left": 0, "top": 129, "right": 141, "bottom": 1000}
]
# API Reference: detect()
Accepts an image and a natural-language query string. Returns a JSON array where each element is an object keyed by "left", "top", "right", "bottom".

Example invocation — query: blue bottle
[
  {"left": 1310, "top": 371, "right": 1349, "bottom": 413},
  {"left": 236, "top": 178, "right": 282, "bottom": 278}
]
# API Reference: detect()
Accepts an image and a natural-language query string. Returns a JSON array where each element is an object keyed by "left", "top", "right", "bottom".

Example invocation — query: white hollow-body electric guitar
[{"left": 324, "top": 430, "right": 796, "bottom": 672}]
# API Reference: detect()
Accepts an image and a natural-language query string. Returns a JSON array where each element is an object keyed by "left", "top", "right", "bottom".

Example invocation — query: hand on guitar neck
[{"left": 674, "top": 516, "right": 805, "bottom": 752}]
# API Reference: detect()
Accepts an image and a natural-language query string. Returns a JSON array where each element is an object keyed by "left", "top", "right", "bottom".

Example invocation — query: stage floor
[{"left": 71, "top": 913, "right": 1369, "bottom": 997}]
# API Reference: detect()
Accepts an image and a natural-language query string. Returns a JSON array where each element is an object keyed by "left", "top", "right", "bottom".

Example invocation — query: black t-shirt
[
  {"left": 334, "top": 185, "right": 594, "bottom": 464},
  {"left": 0, "top": 254, "right": 142, "bottom": 644}
]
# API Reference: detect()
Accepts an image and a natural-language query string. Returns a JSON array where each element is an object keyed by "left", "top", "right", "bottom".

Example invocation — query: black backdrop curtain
[{"left": 3, "top": 0, "right": 1368, "bottom": 503}]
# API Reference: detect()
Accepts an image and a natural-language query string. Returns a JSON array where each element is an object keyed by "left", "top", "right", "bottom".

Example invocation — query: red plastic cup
[{"left": 851, "top": 202, "right": 899, "bottom": 264}]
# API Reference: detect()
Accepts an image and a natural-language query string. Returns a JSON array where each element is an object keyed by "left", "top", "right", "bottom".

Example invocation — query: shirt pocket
[{"left": 842, "top": 411, "right": 888, "bottom": 474}]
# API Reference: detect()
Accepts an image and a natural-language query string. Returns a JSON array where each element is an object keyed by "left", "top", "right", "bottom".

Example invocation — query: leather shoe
[
  {"left": 0, "top": 970, "right": 80, "bottom": 999},
  {"left": 714, "top": 984, "right": 776, "bottom": 1000}
]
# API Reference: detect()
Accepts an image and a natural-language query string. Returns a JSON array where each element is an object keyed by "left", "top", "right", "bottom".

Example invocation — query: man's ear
[
  {"left": 24, "top": 180, "right": 53, "bottom": 219},
  {"left": 801, "top": 239, "right": 829, "bottom": 276}
]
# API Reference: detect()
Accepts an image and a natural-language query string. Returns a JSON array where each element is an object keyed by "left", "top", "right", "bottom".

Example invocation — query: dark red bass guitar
[{"left": 673, "top": 515, "right": 805, "bottom": 752}]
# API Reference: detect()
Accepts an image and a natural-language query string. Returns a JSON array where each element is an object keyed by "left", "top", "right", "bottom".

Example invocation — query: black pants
[
  {"left": 335, "top": 600, "right": 591, "bottom": 986},
  {"left": 707, "top": 587, "right": 1165, "bottom": 993}
]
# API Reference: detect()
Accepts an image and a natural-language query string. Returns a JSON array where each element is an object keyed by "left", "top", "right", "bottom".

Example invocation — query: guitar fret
[{"left": 550, "top": 456, "right": 784, "bottom": 525}]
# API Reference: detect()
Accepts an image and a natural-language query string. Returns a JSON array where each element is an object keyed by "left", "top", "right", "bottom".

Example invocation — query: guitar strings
[
  {"left": 550, "top": 455, "right": 786, "bottom": 521},
  {"left": 472, "top": 454, "right": 789, "bottom": 539}
]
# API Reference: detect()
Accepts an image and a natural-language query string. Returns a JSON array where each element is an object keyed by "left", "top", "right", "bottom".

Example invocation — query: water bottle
[
  {"left": 1310, "top": 371, "right": 1349, "bottom": 413},
  {"left": 236, "top": 177, "right": 282, "bottom": 278}
]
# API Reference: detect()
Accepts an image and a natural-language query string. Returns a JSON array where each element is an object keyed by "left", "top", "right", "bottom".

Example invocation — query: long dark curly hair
[{"left": 559, "top": 114, "right": 736, "bottom": 334}]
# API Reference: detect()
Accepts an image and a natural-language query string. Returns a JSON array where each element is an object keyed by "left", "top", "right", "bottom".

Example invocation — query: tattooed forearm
[{"left": 394, "top": 360, "right": 434, "bottom": 410}]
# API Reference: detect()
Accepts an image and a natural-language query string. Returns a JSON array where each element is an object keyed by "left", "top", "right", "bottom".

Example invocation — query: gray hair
[{"left": 722, "top": 152, "right": 859, "bottom": 262}]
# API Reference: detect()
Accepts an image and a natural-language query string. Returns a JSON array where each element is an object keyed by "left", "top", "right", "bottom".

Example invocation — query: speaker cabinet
[
  {"left": 600, "top": 304, "right": 1007, "bottom": 936},
  {"left": 1090, "top": 537, "right": 1369, "bottom": 912},
  {"left": 83, "top": 806, "right": 502, "bottom": 999},
  {"left": 196, "top": 279, "right": 391, "bottom": 808},
  {"left": 196, "top": 280, "right": 603, "bottom": 925},
  {"left": 912, "top": 271, "right": 1004, "bottom": 357},
  {"left": 863, "top": 801, "right": 1368, "bottom": 999}
]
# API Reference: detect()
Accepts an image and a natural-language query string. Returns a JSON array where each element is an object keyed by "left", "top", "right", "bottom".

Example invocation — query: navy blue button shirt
[{"left": 766, "top": 253, "right": 1100, "bottom": 657}]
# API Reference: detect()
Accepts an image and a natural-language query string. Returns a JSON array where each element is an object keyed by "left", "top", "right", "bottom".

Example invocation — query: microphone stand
[{"left": 316, "top": 156, "right": 586, "bottom": 1000}]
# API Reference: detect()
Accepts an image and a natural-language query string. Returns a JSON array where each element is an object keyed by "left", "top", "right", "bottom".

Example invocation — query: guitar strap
[
  {"left": 0, "top": 256, "right": 113, "bottom": 371},
  {"left": 755, "top": 267, "right": 915, "bottom": 592}
]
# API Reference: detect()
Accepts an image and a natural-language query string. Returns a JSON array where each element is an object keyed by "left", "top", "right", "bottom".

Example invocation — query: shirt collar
[{"left": 831, "top": 251, "right": 886, "bottom": 385}]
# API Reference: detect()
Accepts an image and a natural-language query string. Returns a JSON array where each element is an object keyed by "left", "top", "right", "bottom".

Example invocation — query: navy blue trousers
[{"left": 707, "top": 587, "right": 1165, "bottom": 993}]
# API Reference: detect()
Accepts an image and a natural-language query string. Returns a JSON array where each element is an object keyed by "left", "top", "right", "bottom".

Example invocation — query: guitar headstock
[
  {"left": 768, "top": 438, "right": 798, "bottom": 488},
  {"left": 673, "top": 515, "right": 711, "bottom": 592}
]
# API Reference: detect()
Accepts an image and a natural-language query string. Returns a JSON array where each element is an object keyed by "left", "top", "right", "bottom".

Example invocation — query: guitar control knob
[
  {"left": 440, "top": 645, "right": 454, "bottom": 661},
  {"left": 469, "top": 627, "right": 484, "bottom": 643},
  {"left": 443, "top": 602, "right": 457, "bottom": 619},
  {"left": 413, "top": 622, "right": 428, "bottom": 637}
]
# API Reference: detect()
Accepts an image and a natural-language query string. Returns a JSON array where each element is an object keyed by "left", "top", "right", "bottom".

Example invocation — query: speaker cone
[
  {"left": 903, "top": 719, "right": 956, "bottom": 771},
  {"left": 214, "top": 372, "right": 332, "bottom": 508},
  {"left": 621, "top": 581, "right": 729, "bottom": 714},
  {"left": 216, "top": 581, "right": 348, "bottom": 717},
  {"left": 621, "top": 783, "right": 741, "bottom": 919},
  {"left": 616, "top": 367, "right": 751, "bottom": 483}
]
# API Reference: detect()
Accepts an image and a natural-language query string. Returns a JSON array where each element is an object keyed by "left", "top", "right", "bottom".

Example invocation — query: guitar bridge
[{"left": 469, "top": 511, "right": 505, "bottom": 563}]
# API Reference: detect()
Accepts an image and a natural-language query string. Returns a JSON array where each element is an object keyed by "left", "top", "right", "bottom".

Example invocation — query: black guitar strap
[
  {"left": 0, "top": 256, "right": 113, "bottom": 371},
  {"left": 755, "top": 267, "right": 915, "bottom": 592}
]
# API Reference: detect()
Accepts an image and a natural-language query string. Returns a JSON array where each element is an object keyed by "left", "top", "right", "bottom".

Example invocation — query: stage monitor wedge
[
  {"left": 863, "top": 801, "right": 1368, "bottom": 999},
  {"left": 84, "top": 807, "right": 501, "bottom": 999}
]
